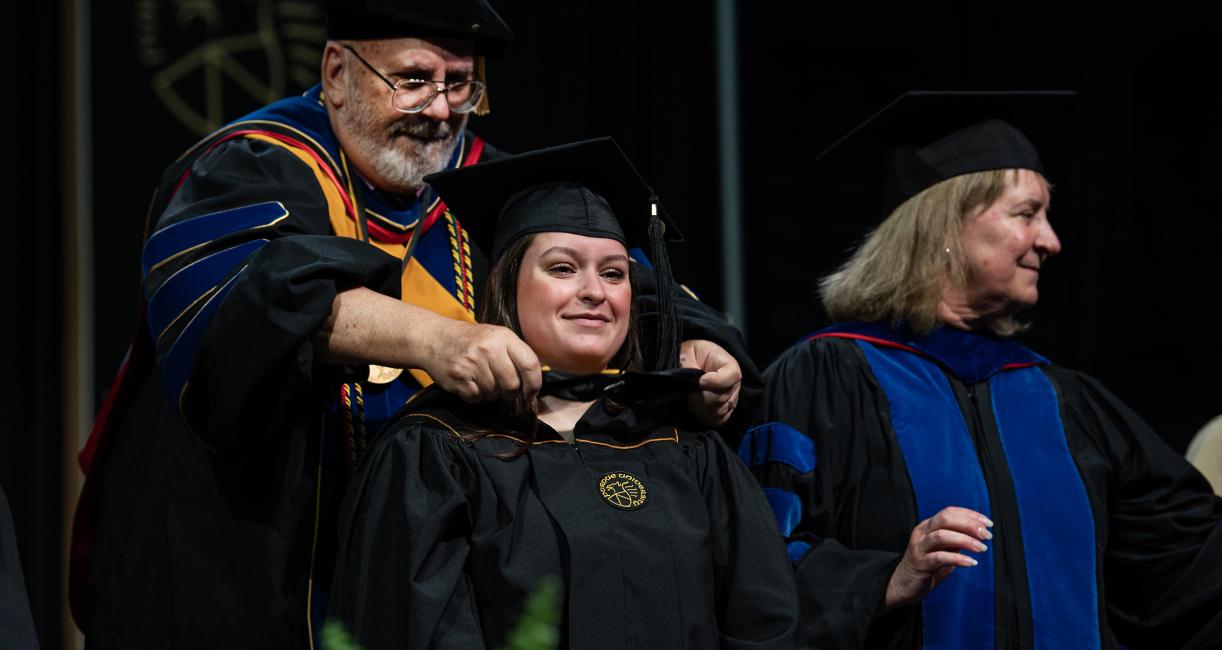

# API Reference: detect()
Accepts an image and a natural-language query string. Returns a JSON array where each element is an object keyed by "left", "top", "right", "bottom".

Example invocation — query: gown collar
[
  {"left": 812, "top": 321, "right": 1048, "bottom": 384},
  {"left": 539, "top": 368, "right": 699, "bottom": 437},
  {"left": 403, "top": 368, "right": 701, "bottom": 442}
]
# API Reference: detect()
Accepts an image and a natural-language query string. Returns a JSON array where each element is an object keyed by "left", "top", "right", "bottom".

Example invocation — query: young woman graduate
[{"left": 328, "top": 138, "right": 799, "bottom": 649}]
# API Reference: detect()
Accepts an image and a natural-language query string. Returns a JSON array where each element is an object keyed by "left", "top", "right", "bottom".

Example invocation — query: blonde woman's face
[{"left": 958, "top": 170, "right": 1060, "bottom": 313}]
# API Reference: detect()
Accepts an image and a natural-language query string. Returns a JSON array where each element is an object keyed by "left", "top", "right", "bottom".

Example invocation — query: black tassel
[{"left": 647, "top": 200, "right": 680, "bottom": 370}]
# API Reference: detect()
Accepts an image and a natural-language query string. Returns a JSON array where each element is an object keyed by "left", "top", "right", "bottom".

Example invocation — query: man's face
[{"left": 332, "top": 37, "right": 474, "bottom": 194}]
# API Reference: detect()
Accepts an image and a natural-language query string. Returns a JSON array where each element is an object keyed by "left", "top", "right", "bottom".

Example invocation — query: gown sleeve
[
  {"left": 1052, "top": 368, "right": 1222, "bottom": 650},
  {"left": 741, "top": 339, "right": 905, "bottom": 649},
  {"left": 328, "top": 416, "right": 486, "bottom": 649},
  {"left": 141, "top": 137, "right": 402, "bottom": 451},
  {"left": 695, "top": 434, "right": 800, "bottom": 649}
]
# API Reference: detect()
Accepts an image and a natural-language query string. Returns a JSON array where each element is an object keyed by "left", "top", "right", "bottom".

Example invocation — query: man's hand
[
  {"left": 424, "top": 321, "right": 542, "bottom": 403},
  {"left": 317, "top": 288, "right": 541, "bottom": 403},
  {"left": 679, "top": 339, "right": 742, "bottom": 427},
  {"left": 883, "top": 506, "right": 992, "bottom": 611}
]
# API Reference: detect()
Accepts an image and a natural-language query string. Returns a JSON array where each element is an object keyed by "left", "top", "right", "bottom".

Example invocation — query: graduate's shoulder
[
  {"left": 673, "top": 427, "right": 754, "bottom": 467},
  {"left": 388, "top": 387, "right": 493, "bottom": 439},
  {"left": 384, "top": 386, "right": 536, "bottom": 450}
]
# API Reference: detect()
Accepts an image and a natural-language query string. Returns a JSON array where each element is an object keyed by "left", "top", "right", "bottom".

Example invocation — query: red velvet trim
[
  {"left": 365, "top": 218, "right": 415, "bottom": 244},
  {"left": 809, "top": 331, "right": 923, "bottom": 356},
  {"left": 78, "top": 362, "right": 129, "bottom": 475},
  {"left": 810, "top": 332, "right": 1042, "bottom": 374},
  {"left": 70, "top": 307, "right": 153, "bottom": 628},
  {"left": 464, "top": 134, "right": 486, "bottom": 167}
]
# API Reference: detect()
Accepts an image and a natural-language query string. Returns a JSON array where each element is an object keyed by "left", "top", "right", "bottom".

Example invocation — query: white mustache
[{"left": 391, "top": 117, "right": 454, "bottom": 141}]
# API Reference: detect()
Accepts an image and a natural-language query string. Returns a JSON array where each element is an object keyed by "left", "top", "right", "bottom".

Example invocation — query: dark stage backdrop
[
  {"left": 6, "top": 0, "right": 1215, "bottom": 645},
  {"left": 740, "top": 0, "right": 1222, "bottom": 454},
  {"left": 5, "top": 1, "right": 65, "bottom": 648}
]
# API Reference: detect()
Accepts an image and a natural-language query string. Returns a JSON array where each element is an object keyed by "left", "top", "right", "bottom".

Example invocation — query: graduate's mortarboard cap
[
  {"left": 325, "top": 0, "right": 513, "bottom": 60},
  {"left": 818, "top": 90, "right": 1075, "bottom": 219},
  {"left": 425, "top": 137, "right": 684, "bottom": 370},
  {"left": 426, "top": 138, "right": 681, "bottom": 263}
]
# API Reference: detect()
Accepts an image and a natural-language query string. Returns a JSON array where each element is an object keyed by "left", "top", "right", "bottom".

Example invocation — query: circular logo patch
[{"left": 598, "top": 472, "right": 648, "bottom": 511}]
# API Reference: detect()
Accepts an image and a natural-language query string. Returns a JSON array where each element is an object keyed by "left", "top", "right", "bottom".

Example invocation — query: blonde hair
[{"left": 819, "top": 169, "right": 1038, "bottom": 337}]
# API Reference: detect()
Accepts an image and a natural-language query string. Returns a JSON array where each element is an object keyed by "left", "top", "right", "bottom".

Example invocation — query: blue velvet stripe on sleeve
[
  {"left": 141, "top": 201, "right": 288, "bottom": 279},
  {"left": 146, "top": 239, "right": 268, "bottom": 344},
  {"left": 737, "top": 422, "right": 816, "bottom": 474},
  {"left": 761, "top": 488, "right": 804, "bottom": 538},
  {"left": 162, "top": 270, "right": 245, "bottom": 408},
  {"left": 785, "top": 540, "right": 812, "bottom": 563}
]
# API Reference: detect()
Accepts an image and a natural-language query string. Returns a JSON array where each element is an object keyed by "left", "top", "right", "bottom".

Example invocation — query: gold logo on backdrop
[
  {"left": 598, "top": 472, "right": 648, "bottom": 511},
  {"left": 133, "top": 0, "right": 325, "bottom": 136}
]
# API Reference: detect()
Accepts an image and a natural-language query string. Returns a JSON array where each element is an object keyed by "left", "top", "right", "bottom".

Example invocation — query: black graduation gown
[
  {"left": 741, "top": 322, "right": 1222, "bottom": 650},
  {"left": 329, "top": 390, "right": 799, "bottom": 649}
]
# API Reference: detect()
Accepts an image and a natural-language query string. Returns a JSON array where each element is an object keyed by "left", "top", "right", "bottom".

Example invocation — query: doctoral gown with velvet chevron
[{"left": 740, "top": 322, "right": 1222, "bottom": 650}]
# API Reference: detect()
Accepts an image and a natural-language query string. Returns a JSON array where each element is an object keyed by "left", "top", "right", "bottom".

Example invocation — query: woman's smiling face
[
  {"left": 516, "top": 231, "right": 632, "bottom": 374},
  {"left": 957, "top": 169, "right": 1061, "bottom": 316}
]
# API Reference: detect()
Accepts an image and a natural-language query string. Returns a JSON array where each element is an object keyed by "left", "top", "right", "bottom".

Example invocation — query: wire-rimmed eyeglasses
[{"left": 343, "top": 44, "right": 486, "bottom": 115}]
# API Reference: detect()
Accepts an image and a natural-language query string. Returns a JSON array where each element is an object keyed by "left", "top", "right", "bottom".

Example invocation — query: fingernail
[
  {"left": 979, "top": 527, "right": 993, "bottom": 540},
  {"left": 976, "top": 543, "right": 988, "bottom": 552},
  {"left": 980, "top": 516, "right": 994, "bottom": 527},
  {"left": 967, "top": 557, "right": 979, "bottom": 566}
]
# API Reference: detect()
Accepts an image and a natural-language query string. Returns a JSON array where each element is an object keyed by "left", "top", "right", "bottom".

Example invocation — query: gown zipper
[{"left": 962, "top": 382, "right": 1031, "bottom": 650}]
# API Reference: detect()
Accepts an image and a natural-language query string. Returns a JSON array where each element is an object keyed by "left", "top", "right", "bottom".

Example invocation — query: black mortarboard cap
[
  {"left": 425, "top": 137, "right": 682, "bottom": 264},
  {"left": 818, "top": 90, "right": 1075, "bottom": 219},
  {"left": 425, "top": 137, "right": 684, "bottom": 370},
  {"left": 325, "top": 0, "right": 513, "bottom": 59}
]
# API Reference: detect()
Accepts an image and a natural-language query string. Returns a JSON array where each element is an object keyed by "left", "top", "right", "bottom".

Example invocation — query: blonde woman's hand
[{"left": 883, "top": 506, "right": 993, "bottom": 610}]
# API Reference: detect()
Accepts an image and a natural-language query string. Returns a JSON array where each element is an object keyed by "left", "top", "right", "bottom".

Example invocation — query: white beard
[
  {"left": 364, "top": 132, "right": 460, "bottom": 194},
  {"left": 338, "top": 84, "right": 466, "bottom": 194}
]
